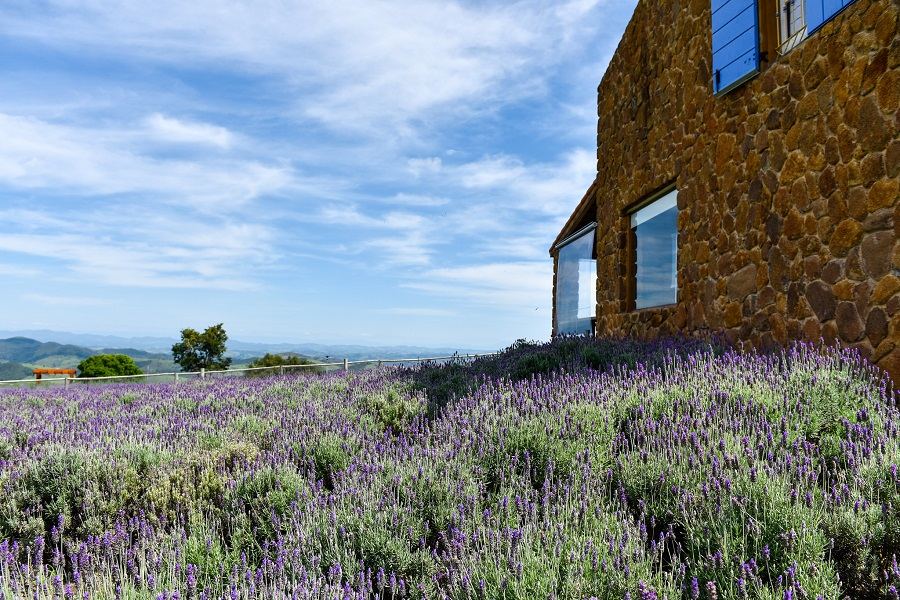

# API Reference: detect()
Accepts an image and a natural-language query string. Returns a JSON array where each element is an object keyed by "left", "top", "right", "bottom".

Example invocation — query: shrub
[
  {"left": 361, "top": 385, "right": 423, "bottom": 433},
  {"left": 228, "top": 414, "right": 276, "bottom": 451},
  {"left": 77, "top": 354, "right": 143, "bottom": 378},
  {"left": 231, "top": 467, "right": 307, "bottom": 552},
  {"left": 309, "top": 434, "right": 354, "bottom": 489}
]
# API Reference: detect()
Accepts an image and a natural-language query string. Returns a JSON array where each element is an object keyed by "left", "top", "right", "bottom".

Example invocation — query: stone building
[{"left": 551, "top": 0, "right": 899, "bottom": 378}]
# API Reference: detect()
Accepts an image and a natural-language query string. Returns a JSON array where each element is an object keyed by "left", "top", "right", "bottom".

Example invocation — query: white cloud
[
  {"left": 407, "top": 157, "right": 443, "bottom": 177},
  {"left": 453, "top": 148, "right": 596, "bottom": 215},
  {"left": 0, "top": 113, "right": 292, "bottom": 211},
  {"left": 144, "top": 113, "right": 233, "bottom": 148},
  {"left": 406, "top": 261, "right": 552, "bottom": 311},
  {"left": 22, "top": 293, "right": 113, "bottom": 307},
  {"left": 0, "top": 0, "right": 611, "bottom": 139},
  {"left": 0, "top": 0, "right": 637, "bottom": 341},
  {"left": 0, "top": 264, "right": 35, "bottom": 278},
  {"left": 0, "top": 232, "right": 263, "bottom": 290},
  {"left": 375, "top": 307, "right": 456, "bottom": 317},
  {"left": 0, "top": 206, "right": 275, "bottom": 290},
  {"left": 384, "top": 194, "right": 449, "bottom": 207}
]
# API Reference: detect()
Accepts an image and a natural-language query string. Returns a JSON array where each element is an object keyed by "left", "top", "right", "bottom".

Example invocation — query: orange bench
[{"left": 33, "top": 368, "right": 77, "bottom": 381}]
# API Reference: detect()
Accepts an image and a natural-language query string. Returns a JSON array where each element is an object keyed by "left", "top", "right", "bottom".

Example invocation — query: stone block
[
  {"left": 857, "top": 96, "right": 892, "bottom": 152},
  {"left": 861, "top": 230, "right": 895, "bottom": 278},
  {"left": 866, "top": 307, "right": 889, "bottom": 346},
  {"left": 806, "top": 280, "right": 837, "bottom": 321},
  {"left": 872, "top": 274, "right": 900, "bottom": 305},
  {"left": 836, "top": 301, "right": 866, "bottom": 342},
  {"left": 829, "top": 219, "right": 864, "bottom": 256},
  {"left": 727, "top": 264, "right": 758, "bottom": 300},
  {"left": 870, "top": 178, "right": 900, "bottom": 213}
]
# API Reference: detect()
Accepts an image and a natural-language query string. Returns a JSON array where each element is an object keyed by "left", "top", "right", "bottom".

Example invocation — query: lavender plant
[{"left": 0, "top": 339, "right": 896, "bottom": 599}]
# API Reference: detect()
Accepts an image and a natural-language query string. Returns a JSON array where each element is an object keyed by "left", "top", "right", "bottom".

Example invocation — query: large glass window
[
  {"left": 555, "top": 225, "right": 596, "bottom": 335},
  {"left": 631, "top": 190, "right": 678, "bottom": 310}
]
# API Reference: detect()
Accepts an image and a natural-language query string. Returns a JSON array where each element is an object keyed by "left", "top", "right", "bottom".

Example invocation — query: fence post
[
  {"left": 279, "top": 365, "right": 285, "bottom": 376},
  {"left": 174, "top": 372, "right": 179, "bottom": 385},
  {"left": 65, "top": 376, "right": 70, "bottom": 389},
  {"left": 343, "top": 358, "right": 349, "bottom": 372},
  {"left": 200, "top": 368, "right": 205, "bottom": 380}
]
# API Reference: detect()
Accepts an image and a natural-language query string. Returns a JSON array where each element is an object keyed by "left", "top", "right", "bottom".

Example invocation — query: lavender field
[{"left": 0, "top": 338, "right": 898, "bottom": 599}]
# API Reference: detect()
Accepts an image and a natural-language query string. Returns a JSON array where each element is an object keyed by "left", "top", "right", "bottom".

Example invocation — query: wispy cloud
[
  {"left": 0, "top": 207, "right": 275, "bottom": 290},
  {"left": 0, "top": 0, "right": 638, "bottom": 344},
  {"left": 22, "top": 293, "right": 113, "bottom": 307},
  {"left": 0, "top": 113, "right": 293, "bottom": 210},
  {"left": 144, "top": 113, "right": 234, "bottom": 149},
  {"left": 375, "top": 307, "right": 457, "bottom": 317},
  {"left": 434, "top": 148, "right": 597, "bottom": 216},
  {"left": 0, "top": 264, "right": 35, "bottom": 278},
  {"left": 406, "top": 261, "right": 553, "bottom": 311},
  {"left": 0, "top": 0, "right": 608, "bottom": 139}
]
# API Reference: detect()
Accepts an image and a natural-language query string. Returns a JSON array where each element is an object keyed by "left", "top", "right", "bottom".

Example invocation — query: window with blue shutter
[
  {"left": 711, "top": 0, "right": 760, "bottom": 95},
  {"left": 805, "top": 0, "right": 857, "bottom": 33}
]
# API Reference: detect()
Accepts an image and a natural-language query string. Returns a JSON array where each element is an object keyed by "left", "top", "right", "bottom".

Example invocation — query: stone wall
[{"left": 589, "top": 0, "right": 899, "bottom": 377}]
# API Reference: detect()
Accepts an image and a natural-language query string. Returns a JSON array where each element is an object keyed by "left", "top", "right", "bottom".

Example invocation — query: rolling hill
[
  {"left": 0, "top": 330, "right": 488, "bottom": 361},
  {"left": 0, "top": 337, "right": 177, "bottom": 375},
  {"left": 0, "top": 361, "right": 32, "bottom": 380}
]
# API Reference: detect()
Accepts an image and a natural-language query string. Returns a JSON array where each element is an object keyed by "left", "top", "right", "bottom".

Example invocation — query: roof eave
[{"left": 549, "top": 177, "right": 599, "bottom": 255}]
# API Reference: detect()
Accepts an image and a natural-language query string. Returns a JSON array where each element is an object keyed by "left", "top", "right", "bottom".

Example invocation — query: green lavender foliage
[{"left": 0, "top": 338, "right": 896, "bottom": 599}]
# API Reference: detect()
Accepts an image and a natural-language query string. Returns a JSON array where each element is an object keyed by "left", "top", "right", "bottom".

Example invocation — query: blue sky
[{"left": 0, "top": 0, "right": 637, "bottom": 349}]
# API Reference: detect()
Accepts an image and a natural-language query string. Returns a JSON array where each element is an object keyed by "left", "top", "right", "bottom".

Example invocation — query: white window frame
[{"left": 778, "top": 0, "right": 807, "bottom": 55}]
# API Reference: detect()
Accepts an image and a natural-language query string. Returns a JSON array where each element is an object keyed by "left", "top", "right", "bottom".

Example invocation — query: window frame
[
  {"left": 778, "top": 0, "right": 807, "bottom": 54},
  {"left": 554, "top": 222, "right": 597, "bottom": 336},
  {"left": 625, "top": 187, "right": 679, "bottom": 312},
  {"left": 775, "top": 0, "right": 858, "bottom": 55}
]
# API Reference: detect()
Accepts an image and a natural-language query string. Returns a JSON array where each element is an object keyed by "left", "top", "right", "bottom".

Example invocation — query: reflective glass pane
[
  {"left": 632, "top": 191, "right": 678, "bottom": 310},
  {"left": 556, "top": 227, "right": 596, "bottom": 335}
]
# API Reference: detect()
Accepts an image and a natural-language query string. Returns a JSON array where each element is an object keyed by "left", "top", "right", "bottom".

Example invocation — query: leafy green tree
[
  {"left": 171, "top": 323, "right": 232, "bottom": 372},
  {"left": 246, "top": 353, "right": 323, "bottom": 377},
  {"left": 77, "top": 354, "right": 143, "bottom": 378}
]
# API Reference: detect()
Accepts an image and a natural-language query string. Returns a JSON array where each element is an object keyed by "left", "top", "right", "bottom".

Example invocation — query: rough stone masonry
[{"left": 557, "top": 0, "right": 899, "bottom": 379}]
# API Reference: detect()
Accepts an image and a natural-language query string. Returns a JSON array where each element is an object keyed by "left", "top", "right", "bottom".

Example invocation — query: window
[
  {"left": 779, "top": 0, "right": 806, "bottom": 53},
  {"left": 555, "top": 224, "right": 596, "bottom": 335},
  {"left": 777, "top": 0, "right": 858, "bottom": 54},
  {"left": 711, "top": 0, "right": 858, "bottom": 93},
  {"left": 630, "top": 190, "right": 678, "bottom": 310}
]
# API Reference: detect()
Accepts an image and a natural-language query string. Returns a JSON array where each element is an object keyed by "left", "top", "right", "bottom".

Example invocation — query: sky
[{"left": 0, "top": 0, "right": 637, "bottom": 349}]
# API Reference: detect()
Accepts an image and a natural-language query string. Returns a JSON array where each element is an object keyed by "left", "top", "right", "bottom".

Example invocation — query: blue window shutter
[
  {"left": 806, "top": 1, "right": 824, "bottom": 33},
  {"left": 711, "top": 0, "right": 760, "bottom": 95},
  {"left": 806, "top": 0, "right": 857, "bottom": 33}
]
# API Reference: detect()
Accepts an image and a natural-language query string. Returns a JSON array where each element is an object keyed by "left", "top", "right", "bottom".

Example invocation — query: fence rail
[{"left": 0, "top": 352, "right": 499, "bottom": 388}]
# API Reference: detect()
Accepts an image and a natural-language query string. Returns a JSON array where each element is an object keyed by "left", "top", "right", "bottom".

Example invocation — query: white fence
[{"left": 0, "top": 353, "right": 499, "bottom": 389}]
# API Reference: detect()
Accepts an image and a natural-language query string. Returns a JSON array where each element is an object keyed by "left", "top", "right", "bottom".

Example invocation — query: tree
[
  {"left": 246, "top": 353, "right": 323, "bottom": 377},
  {"left": 78, "top": 354, "right": 143, "bottom": 378},
  {"left": 171, "top": 323, "right": 232, "bottom": 372}
]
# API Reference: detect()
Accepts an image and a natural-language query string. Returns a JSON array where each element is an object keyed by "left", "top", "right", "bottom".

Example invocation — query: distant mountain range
[
  {"left": 0, "top": 336, "right": 177, "bottom": 377},
  {"left": 0, "top": 330, "right": 488, "bottom": 380}
]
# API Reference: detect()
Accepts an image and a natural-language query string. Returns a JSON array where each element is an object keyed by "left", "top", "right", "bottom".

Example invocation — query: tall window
[
  {"left": 630, "top": 190, "right": 678, "bottom": 310},
  {"left": 779, "top": 0, "right": 806, "bottom": 53},
  {"left": 555, "top": 224, "right": 596, "bottom": 335}
]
